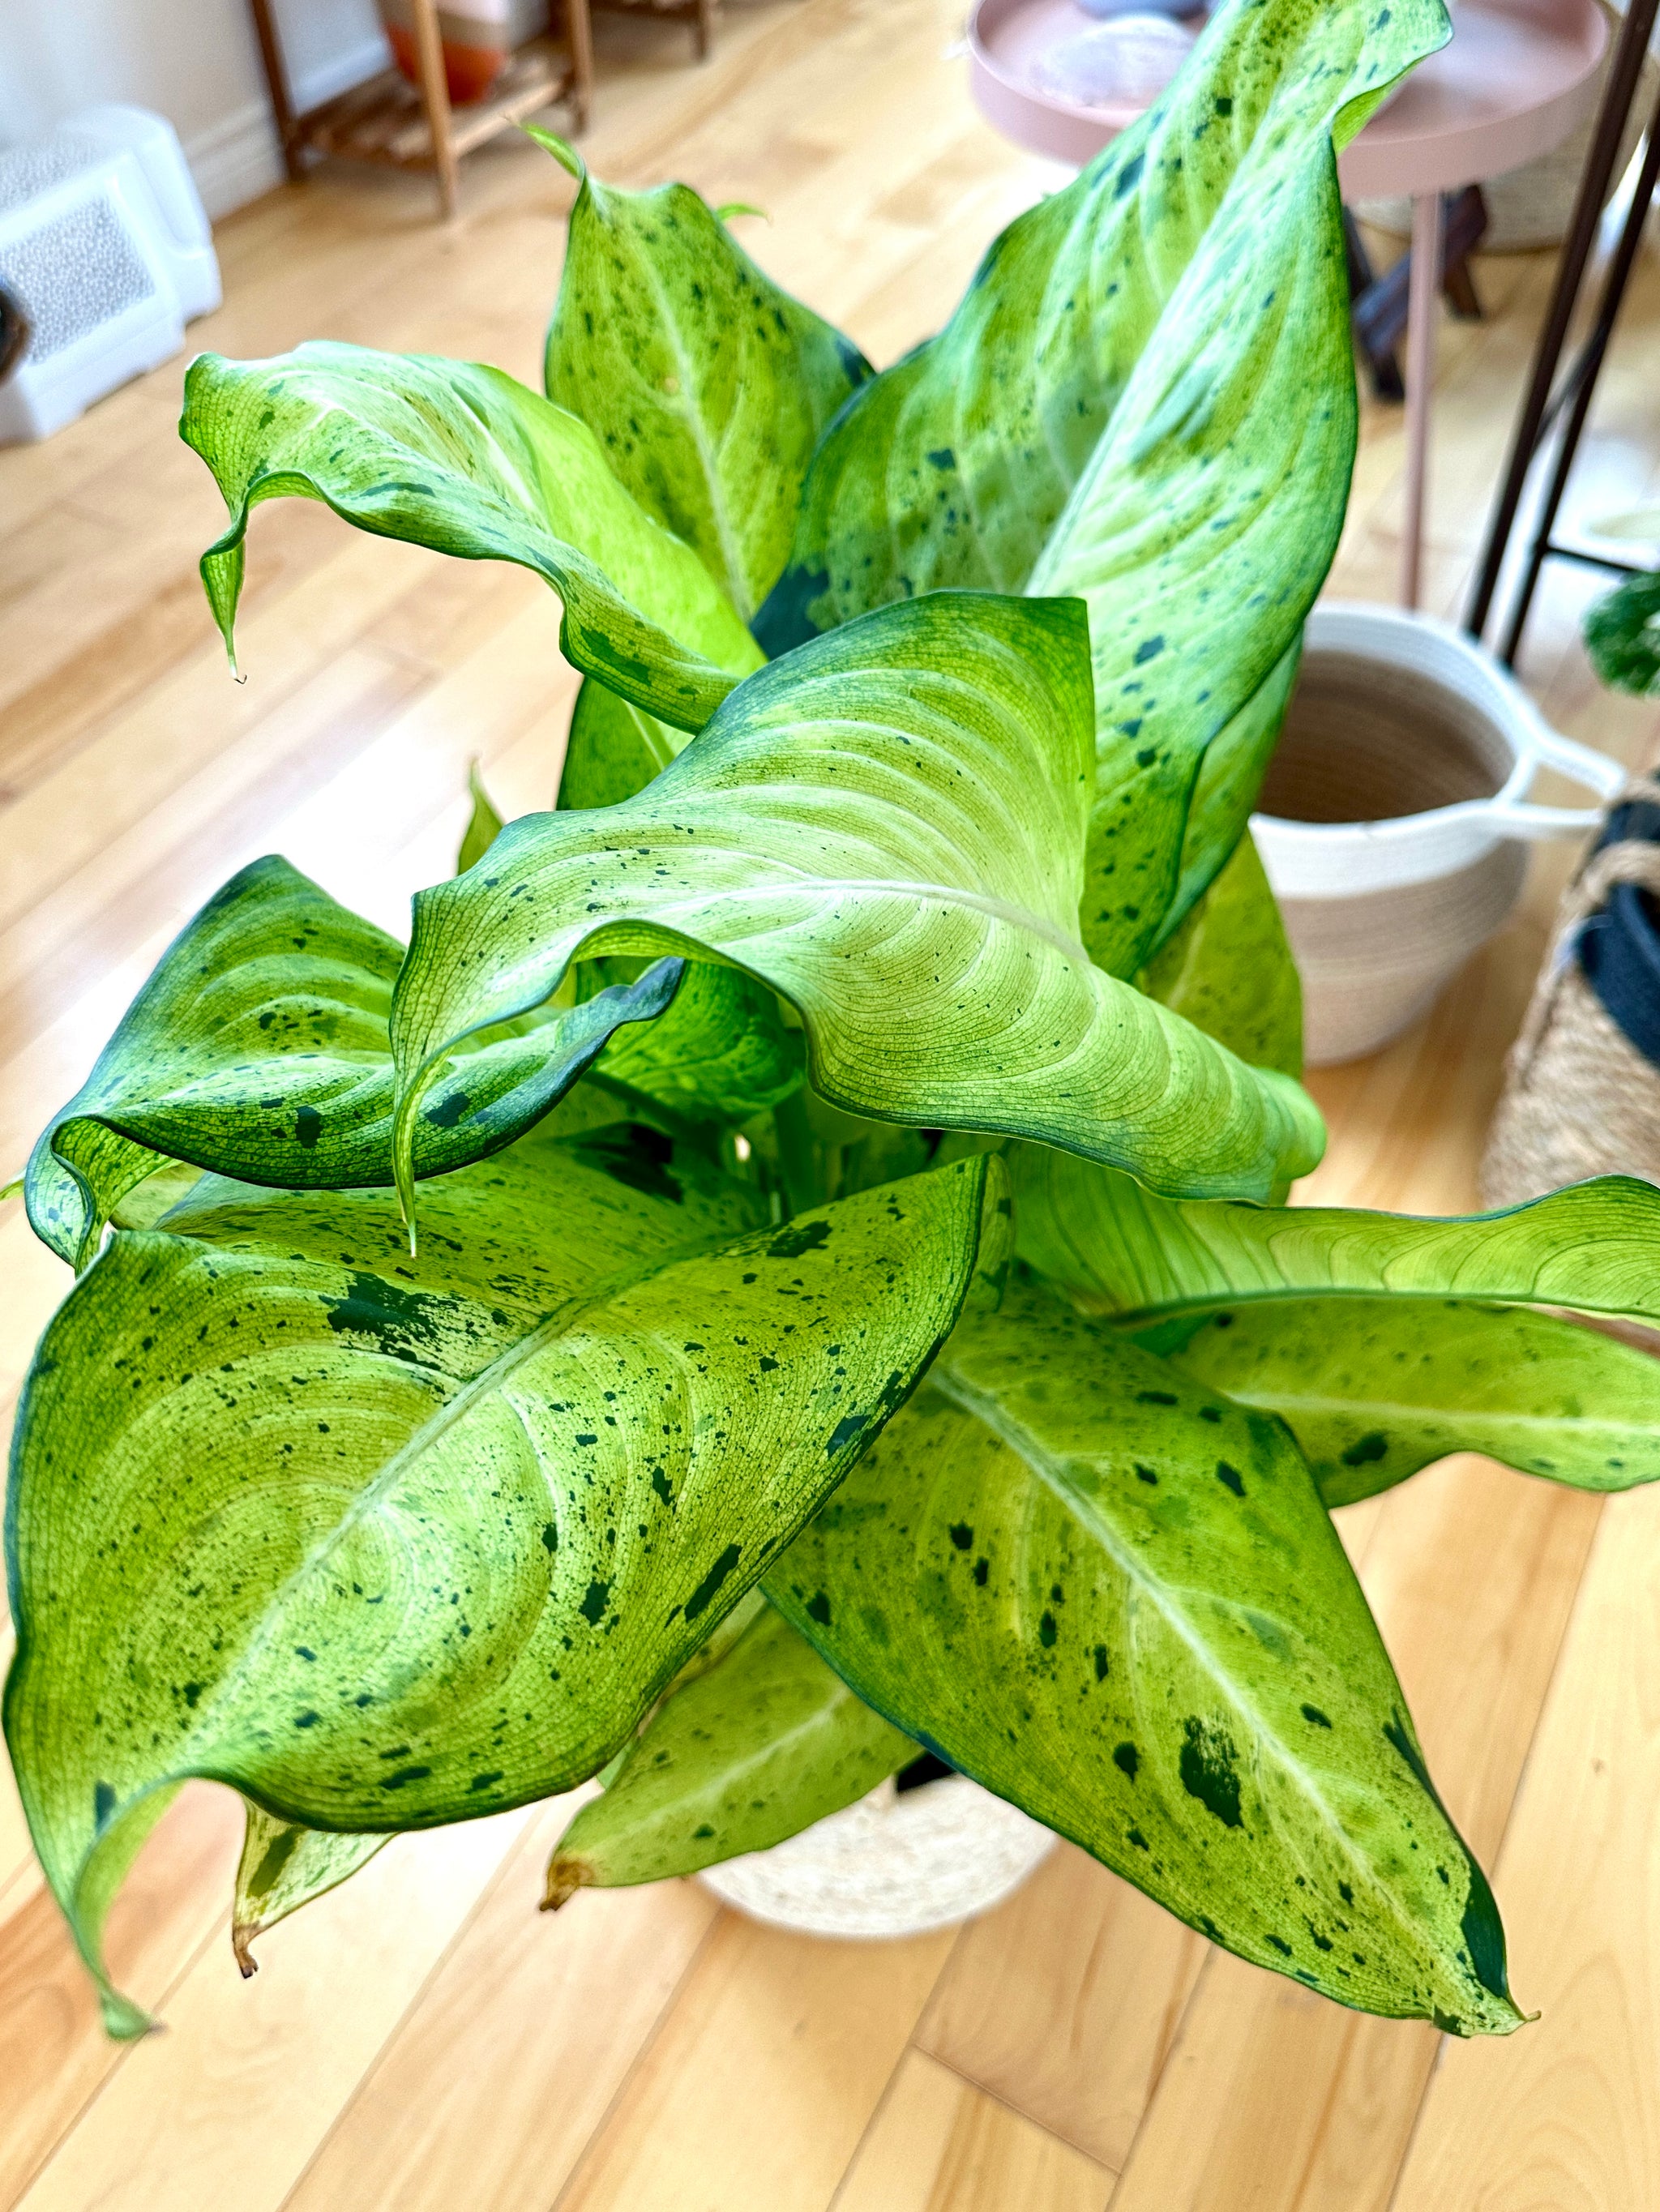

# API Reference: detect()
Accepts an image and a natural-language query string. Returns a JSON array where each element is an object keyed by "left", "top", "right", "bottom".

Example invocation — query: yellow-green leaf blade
[
  {"left": 232, "top": 1806, "right": 389, "bottom": 1975},
  {"left": 544, "top": 1602, "right": 911, "bottom": 1903},
  {"left": 768, "top": 1280, "right": 1521, "bottom": 2034},
  {"left": 393, "top": 593, "right": 1325, "bottom": 1216},
  {"left": 182, "top": 344, "right": 763, "bottom": 729},
  {"left": 1155, "top": 1295, "right": 1660, "bottom": 1505},
  {"left": 4, "top": 1144, "right": 998, "bottom": 2028},
  {"left": 545, "top": 168, "right": 870, "bottom": 620},
  {"left": 1014, "top": 1162, "right": 1660, "bottom": 1328}
]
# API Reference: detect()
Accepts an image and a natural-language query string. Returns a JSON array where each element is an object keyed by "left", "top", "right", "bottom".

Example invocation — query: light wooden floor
[{"left": 4, "top": 2, "right": 1660, "bottom": 2204}]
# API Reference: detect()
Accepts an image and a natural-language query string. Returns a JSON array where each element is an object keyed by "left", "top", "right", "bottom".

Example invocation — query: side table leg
[
  {"left": 567, "top": 0, "right": 595, "bottom": 130},
  {"left": 1401, "top": 191, "right": 1442, "bottom": 610},
  {"left": 246, "top": 0, "right": 305, "bottom": 181},
  {"left": 410, "top": 0, "right": 460, "bottom": 219}
]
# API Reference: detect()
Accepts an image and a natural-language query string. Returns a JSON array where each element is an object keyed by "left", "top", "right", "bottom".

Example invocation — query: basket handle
[{"left": 1480, "top": 717, "right": 1626, "bottom": 841}]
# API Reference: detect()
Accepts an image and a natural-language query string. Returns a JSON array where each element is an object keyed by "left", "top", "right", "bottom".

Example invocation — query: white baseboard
[{"left": 185, "top": 32, "right": 391, "bottom": 220}]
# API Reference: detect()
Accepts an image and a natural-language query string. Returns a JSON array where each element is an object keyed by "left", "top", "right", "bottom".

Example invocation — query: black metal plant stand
[{"left": 1465, "top": 0, "right": 1660, "bottom": 665}]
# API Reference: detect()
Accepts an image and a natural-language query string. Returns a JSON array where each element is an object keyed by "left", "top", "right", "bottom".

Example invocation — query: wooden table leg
[
  {"left": 1401, "top": 190, "right": 1443, "bottom": 610},
  {"left": 409, "top": 0, "right": 460, "bottom": 219},
  {"left": 566, "top": 0, "right": 595, "bottom": 129},
  {"left": 246, "top": 0, "right": 306, "bottom": 181}
]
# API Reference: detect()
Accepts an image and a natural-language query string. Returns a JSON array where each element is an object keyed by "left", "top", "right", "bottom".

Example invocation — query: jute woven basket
[{"left": 1482, "top": 773, "right": 1660, "bottom": 1205}]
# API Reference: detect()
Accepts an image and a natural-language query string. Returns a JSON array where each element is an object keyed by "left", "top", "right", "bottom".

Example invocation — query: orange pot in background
[{"left": 378, "top": 0, "right": 514, "bottom": 103}]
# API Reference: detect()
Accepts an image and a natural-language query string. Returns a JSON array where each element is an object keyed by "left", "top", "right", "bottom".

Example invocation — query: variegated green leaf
[
  {"left": 757, "top": 0, "right": 1445, "bottom": 964},
  {"left": 24, "top": 858, "right": 806, "bottom": 1270},
  {"left": 1146, "top": 641, "right": 1301, "bottom": 964},
  {"left": 391, "top": 593, "right": 1325, "bottom": 1221},
  {"left": 1148, "top": 1295, "right": 1660, "bottom": 1505},
  {"left": 232, "top": 1807, "right": 389, "bottom": 1975},
  {"left": 457, "top": 764, "right": 505, "bottom": 874},
  {"left": 541, "top": 133, "right": 869, "bottom": 621},
  {"left": 543, "top": 1601, "right": 911, "bottom": 1905},
  {"left": 22, "top": 857, "right": 682, "bottom": 1269},
  {"left": 1014, "top": 1162, "right": 1660, "bottom": 1328},
  {"left": 4, "top": 1143, "right": 999, "bottom": 2033},
  {"left": 769, "top": 1278, "right": 1521, "bottom": 2034},
  {"left": 572, "top": 957, "right": 803, "bottom": 1127},
  {"left": 182, "top": 343, "right": 763, "bottom": 730},
  {"left": 1137, "top": 829, "right": 1302, "bottom": 1079},
  {"left": 558, "top": 676, "right": 682, "bottom": 811}
]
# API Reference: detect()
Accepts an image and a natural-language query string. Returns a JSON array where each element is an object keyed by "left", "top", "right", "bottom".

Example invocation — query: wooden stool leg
[
  {"left": 1401, "top": 191, "right": 1442, "bottom": 611},
  {"left": 409, "top": 0, "right": 460, "bottom": 219},
  {"left": 566, "top": 0, "right": 595, "bottom": 130},
  {"left": 246, "top": 0, "right": 306, "bottom": 181}
]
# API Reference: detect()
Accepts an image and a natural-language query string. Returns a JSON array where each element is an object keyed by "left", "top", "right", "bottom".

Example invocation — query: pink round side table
[{"left": 969, "top": 0, "right": 1611, "bottom": 606}]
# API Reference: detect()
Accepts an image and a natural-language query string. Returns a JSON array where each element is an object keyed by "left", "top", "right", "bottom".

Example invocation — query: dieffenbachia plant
[{"left": 8, "top": 0, "right": 1660, "bottom": 2051}]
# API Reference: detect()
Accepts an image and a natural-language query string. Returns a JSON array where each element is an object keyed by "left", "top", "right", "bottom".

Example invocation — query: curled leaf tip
[
  {"left": 232, "top": 1923, "right": 261, "bottom": 1979},
  {"left": 714, "top": 201, "right": 768, "bottom": 225},
  {"left": 521, "top": 122, "right": 587, "bottom": 186},
  {"left": 100, "top": 1987, "right": 160, "bottom": 2041},
  {"left": 541, "top": 1854, "right": 591, "bottom": 1911}
]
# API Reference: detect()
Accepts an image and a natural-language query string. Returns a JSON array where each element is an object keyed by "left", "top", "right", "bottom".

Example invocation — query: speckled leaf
[
  {"left": 757, "top": 0, "right": 1445, "bottom": 963},
  {"left": 558, "top": 676, "right": 682, "bottom": 811},
  {"left": 1014, "top": 1162, "right": 1660, "bottom": 1328},
  {"left": 4, "top": 1143, "right": 999, "bottom": 2033},
  {"left": 231, "top": 1806, "right": 388, "bottom": 1975},
  {"left": 542, "top": 142, "right": 870, "bottom": 621},
  {"left": 1142, "top": 641, "right": 1301, "bottom": 965},
  {"left": 1585, "top": 568, "right": 1660, "bottom": 697},
  {"left": 1149, "top": 1295, "right": 1660, "bottom": 1505},
  {"left": 1136, "top": 829, "right": 1302, "bottom": 1079},
  {"left": 543, "top": 1602, "right": 911, "bottom": 1904},
  {"left": 22, "top": 856, "right": 684, "bottom": 1269},
  {"left": 457, "top": 764, "right": 505, "bottom": 874},
  {"left": 768, "top": 1278, "right": 1521, "bottom": 2034},
  {"left": 182, "top": 343, "right": 763, "bottom": 730},
  {"left": 574, "top": 957, "right": 803, "bottom": 1127},
  {"left": 391, "top": 593, "right": 1324, "bottom": 1222}
]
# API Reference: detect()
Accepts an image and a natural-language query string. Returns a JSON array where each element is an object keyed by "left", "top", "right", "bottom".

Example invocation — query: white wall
[{"left": 0, "top": 0, "right": 391, "bottom": 217}]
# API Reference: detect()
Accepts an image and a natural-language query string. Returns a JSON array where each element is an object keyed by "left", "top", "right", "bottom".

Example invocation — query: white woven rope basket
[{"left": 700, "top": 1774, "right": 1057, "bottom": 1939}]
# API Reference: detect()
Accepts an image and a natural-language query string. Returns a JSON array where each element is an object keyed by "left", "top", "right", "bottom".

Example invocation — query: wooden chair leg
[
  {"left": 246, "top": 0, "right": 306, "bottom": 181},
  {"left": 409, "top": 0, "right": 460, "bottom": 218},
  {"left": 566, "top": 0, "right": 595, "bottom": 130}
]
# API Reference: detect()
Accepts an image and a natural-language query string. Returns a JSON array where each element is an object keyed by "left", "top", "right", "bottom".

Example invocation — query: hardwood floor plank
[
  {"left": 1393, "top": 1482, "right": 1660, "bottom": 2211},
  {"left": 0, "top": 1786, "right": 242, "bottom": 2209},
  {"left": 0, "top": 535, "right": 427, "bottom": 941},
  {"left": 914, "top": 1850, "right": 1204, "bottom": 2171},
  {"left": 833, "top": 2048, "right": 1114, "bottom": 2212},
  {"left": 552, "top": 1917, "right": 956, "bottom": 2212},
  {"left": 15, "top": 1809, "right": 533, "bottom": 2212},
  {"left": 284, "top": 1816, "right": 719, "bottom": 2212}
]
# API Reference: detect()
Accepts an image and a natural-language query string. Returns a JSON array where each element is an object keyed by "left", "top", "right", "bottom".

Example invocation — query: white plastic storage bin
[{"left": 0, "top": 105, "right": 220, "bottom": 444}]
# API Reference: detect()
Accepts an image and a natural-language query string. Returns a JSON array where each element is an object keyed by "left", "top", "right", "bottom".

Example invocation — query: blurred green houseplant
[{"left": 8, "top": 0, "right": 1660, "bottom": 2049}]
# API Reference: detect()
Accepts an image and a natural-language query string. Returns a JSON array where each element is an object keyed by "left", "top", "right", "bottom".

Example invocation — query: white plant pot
[
  {"left": 700, "top": 1774, "right": 1056, "bottom": 1939},
  {"left": 1251, "top": 604, "right": 1623, "bottom": 1066}
]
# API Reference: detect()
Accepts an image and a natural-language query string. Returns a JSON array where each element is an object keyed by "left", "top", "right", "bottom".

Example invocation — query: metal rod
[
  {"left": 1401, "top": 193, "right": 1443, "bottom": 610},
  {"left": 1464, "top": 0, "right": 1660, "bottom": 640},
  {"left": 1496, "top": 83, "right": 1660, "bottom": 665},
  {"left": 1538, "top": 543, "right": 1649, "bottom": 578}
]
